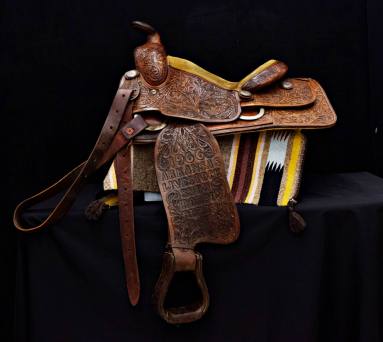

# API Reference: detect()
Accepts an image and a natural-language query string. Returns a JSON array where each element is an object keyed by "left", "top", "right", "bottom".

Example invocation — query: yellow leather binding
[{"left": 167, "top": 56, "right": 277, "bottom": 91}]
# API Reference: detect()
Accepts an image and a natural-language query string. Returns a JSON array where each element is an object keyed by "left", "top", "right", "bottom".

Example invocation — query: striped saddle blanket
[{"left": 103, "top": 130, "right": 306, "bottom": 207}]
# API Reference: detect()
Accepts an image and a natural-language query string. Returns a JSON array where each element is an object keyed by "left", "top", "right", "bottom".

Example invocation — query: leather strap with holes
[{"left": 13, "top": 84, "right": 148, "bottom": 305}]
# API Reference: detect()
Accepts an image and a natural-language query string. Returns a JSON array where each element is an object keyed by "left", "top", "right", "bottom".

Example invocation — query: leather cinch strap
[{"left": 13, "top": 85, "right": 148, "bottom": 305}]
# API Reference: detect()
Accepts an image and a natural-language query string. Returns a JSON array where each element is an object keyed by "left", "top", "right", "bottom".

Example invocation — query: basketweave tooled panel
[
  {"left": 155, "top": 124, "right": 239, "bottom": 247},
  {"left": 133, "top": 67, "right": 241, "bottom": 123}
]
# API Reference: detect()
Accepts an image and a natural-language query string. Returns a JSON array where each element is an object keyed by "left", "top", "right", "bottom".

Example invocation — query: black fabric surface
[
  {"left": 3, "top": 0, "right": 383, "bottom": 339},
  {"left": 15, "top": 172, "right": 383, "bottom": 342}
]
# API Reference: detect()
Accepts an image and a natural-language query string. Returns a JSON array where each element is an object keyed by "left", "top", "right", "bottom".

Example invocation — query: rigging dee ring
[
  {"left": 134, "top": 113, "right": 168, "bottom": 131},
  {"left": 239, "top": 107, "right": 265, "bottom": 121}
]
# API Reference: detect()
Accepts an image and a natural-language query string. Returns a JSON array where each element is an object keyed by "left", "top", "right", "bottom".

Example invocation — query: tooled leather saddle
[{"left": 13, "top": 21, "right": 336, "bottom": 324}]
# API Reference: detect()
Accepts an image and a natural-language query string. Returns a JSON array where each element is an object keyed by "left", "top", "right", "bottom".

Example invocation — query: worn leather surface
[
  {"left": 115, "top": 144, "right": 140, "bottom": 306},
  {"left": 133, "top": 78, "right": 335, "bottom": 143},
  {"left": 153, "top": 123, "right": 239, "bottom": 323},
  {"left": 155, "top": 123, "right": 239, "bottom": 248},
  {"left": 13, "top": 87, "right": 134, "bottom": 233},
  {"left": 241, "top": 60, "right": 288, "bottom": 92},
  {"left": 13, "top": 83, "right": 148, "bottom": 306},
  {"left": 134, "top": 67, "right": 241, "bottom": 122},
  {"left": 210, "top": 80, "right": 336, "bottom": 134},
  {"left": 241, "top": 77, "right": 316, "bottom": 107}
]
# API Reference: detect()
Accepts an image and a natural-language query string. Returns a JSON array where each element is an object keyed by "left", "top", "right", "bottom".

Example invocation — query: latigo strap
[{"left": 13, "top": 85, "right": 148, "bottom": 305}]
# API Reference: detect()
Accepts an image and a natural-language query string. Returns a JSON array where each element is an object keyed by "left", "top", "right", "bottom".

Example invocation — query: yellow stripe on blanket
[
  {"left": 278, "top": 131, "right": 306, "bottom": 206},
  {"left": 103, "top": 131, "right": 306, "bottom": 207}
]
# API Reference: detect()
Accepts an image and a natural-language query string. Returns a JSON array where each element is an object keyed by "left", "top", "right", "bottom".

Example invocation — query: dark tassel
[
  {"left": 288, "top": 198, "right": 306, "bottom": 233},
  {"left": 85, "top": 199, "right": 108, "bottom": 221}
]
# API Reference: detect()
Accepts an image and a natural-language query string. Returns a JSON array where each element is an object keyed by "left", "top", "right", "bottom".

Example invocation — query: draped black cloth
[{"left": 15, "top": 172, "right": 383, "bottom": 342}]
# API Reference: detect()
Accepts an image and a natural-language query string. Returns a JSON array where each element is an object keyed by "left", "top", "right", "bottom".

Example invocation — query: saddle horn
[
  {"left": 132, "top": 21, "right": 168, "bottom": 86},
  {"left": 132, "top": 21, "right": 161, "bottom": 44}
]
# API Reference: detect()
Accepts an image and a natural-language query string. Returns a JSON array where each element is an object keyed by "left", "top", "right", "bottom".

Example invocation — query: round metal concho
[
  {"left": 282, "top": 80, "right": 293, "bottom": 90},
  {"left": 239, "top": 89, "right": 253, "bottom": 100},
  {"left": 239, "top": 107, "right": 265, "bottom": 121},
  {"left": 124, "top": 70, "right": 140, "bottom": 80}
]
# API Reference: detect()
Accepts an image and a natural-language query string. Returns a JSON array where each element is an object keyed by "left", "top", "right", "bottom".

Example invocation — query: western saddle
[{"left": 14, "top": 21, "right": 336, "bottom": 324}]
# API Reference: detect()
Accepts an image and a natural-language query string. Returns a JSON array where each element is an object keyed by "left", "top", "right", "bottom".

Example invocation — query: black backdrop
[{"left": 2, "top": 0, "right": 383, "bottom": 340}]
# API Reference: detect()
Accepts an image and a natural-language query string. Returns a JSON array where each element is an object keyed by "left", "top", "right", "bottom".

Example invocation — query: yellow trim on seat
[
  {"left": 237, "top": 59, "right": 277, "bottom": 88},
  {"left": 167, "top": 56, "right": 277, "bottom": 91}
]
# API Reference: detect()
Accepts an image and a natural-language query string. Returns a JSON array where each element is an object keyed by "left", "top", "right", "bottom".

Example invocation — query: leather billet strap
[
  {"left": 13, "top": 84, "right": 148, "bottom": 305},
  {"left": 14, "top": 88, "right": 132, "bottom": 231},
  {"left": 13, "top": 87, "right": 140, "bottom": 231},
  {"left": 115, "top": 143, "right": 140, "bottom": 305}
]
